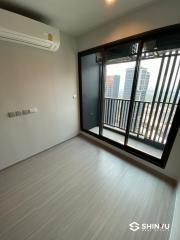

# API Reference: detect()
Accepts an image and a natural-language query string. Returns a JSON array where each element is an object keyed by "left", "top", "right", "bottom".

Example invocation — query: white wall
[
  {"left": 0, "top": 32, "right": 79, "bottom": 170},
  {"left": 78, "top": 0, "right": 180, "bottom": 181},
  {"left": 170, "top": 182, "right": 180, "bottom": 240},
  {"left": 78, "top": 0, "right": 180, "bottom": 51}
]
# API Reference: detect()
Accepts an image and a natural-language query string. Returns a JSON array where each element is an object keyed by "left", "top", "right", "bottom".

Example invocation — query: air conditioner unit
[{"left": 0, "top": 9, "right": 60, "bottom": 52}]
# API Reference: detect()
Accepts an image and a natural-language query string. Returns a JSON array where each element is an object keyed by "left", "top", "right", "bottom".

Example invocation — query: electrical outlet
[
  {"left": 8, "top": 112, "right": 16, "bottom": 118},
  {"left": 22, "top": 109, "right": 30, "bottom": 115},
  {"left": 15, "top": 111, "right": 22, "bottom": 116}
]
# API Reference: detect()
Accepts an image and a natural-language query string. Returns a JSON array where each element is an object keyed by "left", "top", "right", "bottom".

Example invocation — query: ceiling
[{"left": 0, "top": 0, "right": 158, "bottom": 36}]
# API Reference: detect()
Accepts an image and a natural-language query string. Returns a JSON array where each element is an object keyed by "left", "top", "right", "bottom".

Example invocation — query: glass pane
[
  {"left": 127, "top": 36, "right": 180, "bottom": 159},
  {"left": 81, "top": 53, "right": 102, "bottom": 134},
  {"left": 102, "top": 42, "right": 139, "bottom": 144}
]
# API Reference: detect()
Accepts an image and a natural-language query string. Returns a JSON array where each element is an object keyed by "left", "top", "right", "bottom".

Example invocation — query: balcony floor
[{"left": 90, "top": 126, "right": 163, "bottom": 159}]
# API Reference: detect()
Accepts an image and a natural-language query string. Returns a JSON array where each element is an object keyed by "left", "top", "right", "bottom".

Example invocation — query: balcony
[{"left": 90, "top": 97, "right": 178, "bottom": 159}]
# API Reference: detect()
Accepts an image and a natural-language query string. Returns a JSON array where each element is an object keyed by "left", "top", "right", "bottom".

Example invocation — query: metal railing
[{"left": 104, "top": 98, "right": 178, "bottom": 146}]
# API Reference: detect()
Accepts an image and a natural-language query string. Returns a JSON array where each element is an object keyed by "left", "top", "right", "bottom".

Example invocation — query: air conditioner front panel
[{"left": 0, "top": 9, "right": 60, "bottom": 51}]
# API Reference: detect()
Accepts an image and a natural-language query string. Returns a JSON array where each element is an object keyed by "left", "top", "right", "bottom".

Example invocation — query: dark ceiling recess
[{"left": 0, "top": 1, "right": 51, "bottom": 24}]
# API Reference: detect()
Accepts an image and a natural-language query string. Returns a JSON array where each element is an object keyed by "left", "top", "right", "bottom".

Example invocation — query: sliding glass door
[
  {"left": 79, "top": 26, "right": 180, "bottom": 167},
  {"left": 102, "top": 41, "right": 139, "bottom": 144},
  {"left": 127, "top": 34, "right": 180, "bottom": 159}
]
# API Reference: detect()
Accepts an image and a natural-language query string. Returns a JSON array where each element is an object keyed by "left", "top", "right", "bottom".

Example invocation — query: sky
[{"left": 106, "top": 56, "right": 180, "bottom": 98}]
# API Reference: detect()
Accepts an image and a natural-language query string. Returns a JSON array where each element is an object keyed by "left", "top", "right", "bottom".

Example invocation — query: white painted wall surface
[
  {"left": 78, "top": 0, "right": 180, "bottom": 51},
  {"left": 170, "top": 182, "right": 180, "bottom": 240},
  {"left": 0, "top": 32, "right": 79, "bottom": 170}
]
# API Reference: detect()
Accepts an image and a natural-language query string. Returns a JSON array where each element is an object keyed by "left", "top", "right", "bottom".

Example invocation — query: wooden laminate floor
[{"left": 0, "top": 135, "right": 176, "bottom": 240}]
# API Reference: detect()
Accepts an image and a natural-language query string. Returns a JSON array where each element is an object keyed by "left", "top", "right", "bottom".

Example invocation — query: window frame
[{"left": 78, "top": 24, "right": 180, "bottom": 168}]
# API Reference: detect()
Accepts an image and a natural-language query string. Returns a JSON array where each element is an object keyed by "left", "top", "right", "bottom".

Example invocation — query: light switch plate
[{"left": 29, "top": 108, "right": 38, "bottom": 113}]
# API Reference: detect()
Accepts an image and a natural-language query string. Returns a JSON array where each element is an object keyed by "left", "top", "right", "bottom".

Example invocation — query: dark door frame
[{"left": 78, "top": 24, "right": 180, "bottom": 169}]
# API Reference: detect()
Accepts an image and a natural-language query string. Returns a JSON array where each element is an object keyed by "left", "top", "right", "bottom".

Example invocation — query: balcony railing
[{"left": 104, "top": 98, "right": 178, "bottom": 147}]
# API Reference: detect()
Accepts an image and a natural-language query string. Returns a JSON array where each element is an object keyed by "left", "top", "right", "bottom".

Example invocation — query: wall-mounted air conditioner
[{"left": 0, "top": 9, "right": 60, "bottom": 52}]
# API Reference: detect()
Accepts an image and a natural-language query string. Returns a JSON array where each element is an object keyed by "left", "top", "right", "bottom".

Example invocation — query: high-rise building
[
  {"left": 123, "top": 67, "right": 150, "bottom": 133},
  {"left": 123, "top": 68, "right": 134, "bottom": 100},
  {"left": 105, "top": 75, "right": 120, "bottom": 98},
  {"left": 123, "top": 68, "right": 150, "bottom": 101}
]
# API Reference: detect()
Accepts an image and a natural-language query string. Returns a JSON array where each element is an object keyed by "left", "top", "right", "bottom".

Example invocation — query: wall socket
[
  {"left": 8, "top": 108, "right": 38, "bottom": 118},
  {"left": 8, "top": 112, "right": 16, "bottom": 118},
  {"left": 22, "top": 109, "right": 30, "bottom": 115},
  {"left": 15, "top": 111, "right": 22, "bottom": 116}
]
